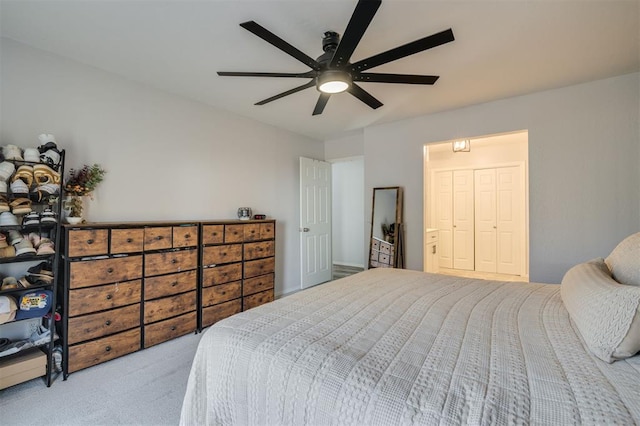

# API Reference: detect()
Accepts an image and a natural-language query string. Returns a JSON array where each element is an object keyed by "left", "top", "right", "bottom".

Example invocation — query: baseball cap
[
  {"left": 0, "top": 295, "right": 17, "bottom": 324},
  {"left": 15, "top": 290, "right": 53, "bottom": 320}
]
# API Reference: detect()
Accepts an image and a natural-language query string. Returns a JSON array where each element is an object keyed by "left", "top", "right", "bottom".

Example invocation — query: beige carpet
[{"left": 0, "top": 332, "right": 203, "bottom": 425}]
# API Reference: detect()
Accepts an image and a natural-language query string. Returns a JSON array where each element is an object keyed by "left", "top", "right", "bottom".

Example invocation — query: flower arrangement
[
  {"left": 64, "top": 164, "right": 106, "bottom": 197},
  {"left": 63, "top": 164, "right": 106, "bottom": 218}
]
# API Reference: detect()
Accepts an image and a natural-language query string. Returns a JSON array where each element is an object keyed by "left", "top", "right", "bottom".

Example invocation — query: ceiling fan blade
[
  {"left": 329, "top": 0, "right": 381, "bottom": 69},
  {"left": 240, "top": 21, "right": 320, "bottom": 70},
  {"left": 218, "top": 71, "right": 315, "bottom": 78},
  {"left": 350, "top": 28, "right": 454, "bottom": 72},
  {"left": 354, "top": 73, "right": 439, "bottom": 84},
  {"left": 347, "top": 83, "right": 383, "bottom": 109},
  {"left": 254, "top": 80, "right": 315, "bottom": 105},
  {"left": 312, "top": 94, "right": 331, "bottom": 116}
]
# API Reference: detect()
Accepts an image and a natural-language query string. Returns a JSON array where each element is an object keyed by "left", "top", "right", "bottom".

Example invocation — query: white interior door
[
  {"left": 453, "top": 170, "right": 474, "bottom": 270},
  {"left": 474, "top": 169, "right": 497, "bottom": 273},
  {"left": 434, "top": 171, "right": 453, "bottom": 268},
  {"left": 496, "top": 166, "right": 521, "bottom": 275},
  {"left": 300, "top": 157, "right": 332, "bottom": 288}
]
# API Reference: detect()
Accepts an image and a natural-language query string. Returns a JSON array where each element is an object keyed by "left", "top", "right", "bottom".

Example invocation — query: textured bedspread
[{"left": 180, "top": 268, "right": 640, "bottom": 425}]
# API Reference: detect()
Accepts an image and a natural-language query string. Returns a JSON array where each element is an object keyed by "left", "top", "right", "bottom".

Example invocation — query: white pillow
[
  {"left": 561, "top": 258, "right": 640, "bottom": 362},
  {"left": 605, "top": 232, "right": 640, "bottom": 286}
]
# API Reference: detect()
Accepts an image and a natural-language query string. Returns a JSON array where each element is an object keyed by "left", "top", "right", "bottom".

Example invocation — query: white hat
[{"left": 0, "top": 295, "right": 17, "bottom": 324}]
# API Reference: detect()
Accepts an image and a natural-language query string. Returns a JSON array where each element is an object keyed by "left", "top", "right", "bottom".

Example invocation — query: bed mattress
[{"left": 180, "top": 268, "right": 640, "bottom": 425}]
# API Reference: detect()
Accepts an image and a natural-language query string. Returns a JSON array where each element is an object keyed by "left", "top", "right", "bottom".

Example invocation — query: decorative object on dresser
[
  {"left": 59, "top": 219, "right": 276, "bottom": 379},
  {"left": 236, "top": 207, "right": 252, "bottom": 220},
  {"left": 59, "top": 222, "right": 199, "bottom": 378},
  {"left": 200, "top": 220, "right": 275, "bottom": 329},
  {"left": 0, "top": 136, "right": 65, "bottom": 389},
  {"left": 62, "top": 163, "right": 106, "bottom": 224}
]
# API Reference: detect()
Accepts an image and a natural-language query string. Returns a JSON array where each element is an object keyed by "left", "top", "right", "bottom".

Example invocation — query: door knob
[{"left": 300, "top": 227, "right": 310, "bottom": 232}]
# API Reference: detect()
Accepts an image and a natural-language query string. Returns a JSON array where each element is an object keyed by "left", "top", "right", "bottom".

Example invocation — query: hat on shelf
[
  {"left": 0, "top": 295, "right": 17, "bottom": 324},
  {"left": 15, "top": 290, "right": 53, "bottom": 320}
]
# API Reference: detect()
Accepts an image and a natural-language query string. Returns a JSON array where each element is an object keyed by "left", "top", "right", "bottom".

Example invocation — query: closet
[{"left": 433, "top": 165, "right": 524, "bottom": 275}]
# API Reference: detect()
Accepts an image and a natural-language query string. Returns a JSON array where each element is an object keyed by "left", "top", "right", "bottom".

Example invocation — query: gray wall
[
  {"left": 363, "top": 73, "right": 640, "bottom": 283},
  {"left": 0, "top": 38, "right": 324, "bottom": 296}
]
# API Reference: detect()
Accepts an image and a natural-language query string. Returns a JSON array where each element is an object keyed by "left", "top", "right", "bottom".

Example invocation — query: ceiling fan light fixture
[{"left": 317, "top": 70, "right": 351, "bottom": 94}]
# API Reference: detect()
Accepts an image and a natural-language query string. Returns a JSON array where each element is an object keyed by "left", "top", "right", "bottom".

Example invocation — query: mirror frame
[{"left": 368, "top": 186, "right": 404, "bottom": 269}]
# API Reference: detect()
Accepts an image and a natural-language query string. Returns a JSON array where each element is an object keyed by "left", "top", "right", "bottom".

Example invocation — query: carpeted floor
[{"left": 0, "top": 331, "right": 203, "bottom": 425}]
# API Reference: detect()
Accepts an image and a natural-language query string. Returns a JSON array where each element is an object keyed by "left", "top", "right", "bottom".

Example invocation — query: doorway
[{"left": 424, "top": 131, "right": 529, "bottom": 281}]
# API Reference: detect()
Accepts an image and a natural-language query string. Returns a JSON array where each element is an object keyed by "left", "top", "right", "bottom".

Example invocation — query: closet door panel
[
  {"left": 474, "top": 169, "right": 497, "bottom": 273},
  {"left": 452, "top": 170, "right": 474, "bottom": 271}
]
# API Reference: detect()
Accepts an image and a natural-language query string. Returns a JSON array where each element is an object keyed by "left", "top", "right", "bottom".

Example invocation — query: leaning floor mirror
[{"left": 369, "top": 186, "right": 405, "bottom": 269}]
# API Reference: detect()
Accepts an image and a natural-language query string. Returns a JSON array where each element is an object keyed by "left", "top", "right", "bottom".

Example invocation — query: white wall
[
  {"left": 364, "top": 72, "right": 640, "bottom": 283},
  {"left": 0, "top": 38, "right": 324, "bottom": 296},
  {"left": 331, "top": 158, "right": 364, "bottom": 268}
]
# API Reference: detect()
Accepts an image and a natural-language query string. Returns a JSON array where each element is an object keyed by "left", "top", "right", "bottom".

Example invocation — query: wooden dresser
[
  {"left": 60, "top": 222, "right": 199, "bottom": 377},
  {"left": 60, "top": 220, "right": 275, "bottom": 377},
  {"left": 200, "top": 220, "right": 275, "bottom": 328}
]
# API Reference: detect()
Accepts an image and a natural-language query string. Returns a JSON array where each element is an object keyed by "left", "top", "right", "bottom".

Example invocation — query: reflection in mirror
[{"left": 369, "top": 187, "right": 404, "bottom": 269}]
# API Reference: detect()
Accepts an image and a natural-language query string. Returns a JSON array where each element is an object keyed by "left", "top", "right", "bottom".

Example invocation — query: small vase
[
  {"left": 63, "top": 195, "right": 85, "bottom": 223},
  {"left": 66, "top": 217, "right": 83, "bottom": 225}
]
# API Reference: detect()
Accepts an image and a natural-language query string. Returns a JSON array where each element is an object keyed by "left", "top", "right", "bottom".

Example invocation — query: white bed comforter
[{"left": 180, "top": 268, "right": 640, "bottom": 425}]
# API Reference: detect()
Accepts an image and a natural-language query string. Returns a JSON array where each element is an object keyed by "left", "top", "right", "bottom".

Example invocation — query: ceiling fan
[{"left": 218, "top": 0, "right": 454, "bottom": 115}]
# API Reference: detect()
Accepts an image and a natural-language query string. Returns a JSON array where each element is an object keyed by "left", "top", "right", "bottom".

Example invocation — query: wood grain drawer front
[
  {"left": 144, "top": 227, "right": 172, "bottom": 251},
  {"left": 111, "top": 228, "right": 144, "bottom": 254},
  {"left": 69, "top": 256, "right": 143, "bottom": 289},
  {"left": 244, "top": 257, "right": 275, "bottom": 279},
  {"left": 144, "top": 291, "right": 196, "bottom": 324},
  {"left": 244, "top": 289, "right": 274, "bottom": 310},
  {"left": 243, "top": 273, "right": 274, "bottom": 297},
  {"left": 202, "top": 225, "right": 224, "bottom": 245},
  {"left": 260, "top": 222, "right": 275, "bottom": 239},
  {"left": 68, "top": 280, "right": 141, "bottom": 317},
  {"left": 68, "top": 328, "right": 140, "bottom": 374},
  {"left": 67, "top": 229, "right": 109, "bottom": 258},
  {"left": 202, "top": 244, "right": 242, "bottom": 266},
  {"left": 173, "top": 225, "right": 198, "bottom": 248},
  {"left": 202, "top": 299, "right": 242, "bottom": 328},
  {"left": 144, "top": 312, "right": 196, "bottom": 348},
  {"left": 144, "top": 270, "right": 197, "bottom": 301},
  {"left": 67, "top": 304, "right": 140, "bottom": 345},
  {"left": 224, "top": 225, "right": 244, "bottom": 243},
  {"left": 144, "top": 249, "right": 197, "bottom": 277},
  {"left": 202, "top": 281, "right": 241, "bottom": 307},
  {"left": 244, "top": 241, "right": 275, "bottom": 261},
  {"left": 243, "top": 224, "right": 260, "bottom": 242},
  {"left": 202, "top": 264, "right": 242, "bottom": 287}
]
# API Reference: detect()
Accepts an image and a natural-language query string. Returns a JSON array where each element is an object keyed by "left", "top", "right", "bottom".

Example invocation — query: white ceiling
[{"left": 1, "top": 0, "right": 638, "bottom": 141}]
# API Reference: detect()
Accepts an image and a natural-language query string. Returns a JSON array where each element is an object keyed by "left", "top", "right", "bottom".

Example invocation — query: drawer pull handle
[
  {"left": 157, "top": 235, "right": 164, "bottom": 240},
  {"left": 107, "top": 268, "right": 114, "bottom": 274},
  {"left": 171, "top": 259, "right": 178, "bottom": 264},
  {"left": 171, "top": 281, "right": 178, "bottom": 287},
  {"left": 105, "top": 345, "right": 112, "bottom": 352},
  {"left": 171, "top": 326, "right": 177, "bottom": 331},
  {"left": 87, "top": 239, "right": 94, "bottom": 244},
  {"left": 106, "top": 294, "right": 113, "bottom": 300},
  {"left": 126, "top": 238, "right": 133, "bottom": 243},
  {"left": 184, "top": 234, "right": 191, "bottom": 239},
  {"left": 105, "top": 320, "right": 111, "bottom": 326}
]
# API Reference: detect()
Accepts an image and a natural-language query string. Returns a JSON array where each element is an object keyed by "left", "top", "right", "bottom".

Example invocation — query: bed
[{"left": 180, "top": 235, "right": 640, "bottom": 425}]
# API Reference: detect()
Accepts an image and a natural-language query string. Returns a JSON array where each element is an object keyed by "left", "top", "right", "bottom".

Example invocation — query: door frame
[{"left": 426, "top": 161, "right": 529, "bottom": 277}]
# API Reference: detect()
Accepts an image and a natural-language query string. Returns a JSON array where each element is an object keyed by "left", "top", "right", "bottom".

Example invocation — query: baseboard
[{"left": 333, "top": 262, "right": 365, "bottom": 269}]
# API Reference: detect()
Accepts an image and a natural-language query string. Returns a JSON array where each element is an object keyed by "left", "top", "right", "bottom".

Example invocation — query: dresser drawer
[
  {"left": 244, "top": 257, "right": 275, "bottom": 279},
  {"left": 144, "top": 249, "right": 197, "bottom": 276},
  {"left": 144, "top": 311, "right": 196, "bottom": 348},
  {"left": 68, "top": 280, "right": 141, "bottom": 317},
  {"left": 259, "top": 222, "right": 275, "bottom": 239},
  {"left": 111, "top": 228, "right": 144, "bottom": 254},
  {"left": 202, "top": 224, "right": 224, "bottom": 245},
  {"left": 67, "top": 304, "right": 140, "bottom": 345},
  {"left": 244, "top": 241, "right": 275, "bottom": 261},
  {"left": 144, "top": 227, "right": 172, "bottom": 251},
  {"left": 202, "top": 281, "right": 241, "bottom": 307},
  {"left": 173, "top": 225, "right": 198, "bottom": 248},
  {"left": 243, "top": 224, "right": 261, "bottom": 242},
  {"left": 224, "top": 225, "right": 244, "bottom": 243},
  {"left": 243, "top": 289, "right": 274, "bottom": 310},
  {"left": 69, "top": 256, "right": 143, "bottom": 289},
  {"left": 202, "top": 299, "right": 242, "bottom": 328},
  {"left": 144, "top": 290, "right": 196, "bottom": 324},
  {"left": 67, "top": 229, "right": 109, "bottom": 257},
  {"left": 144, "top": 270, "right": 197, "bottom": 301},
  {"left": 202, "top": 264, "right": 242, "bottom": 287},
  {"left": 68, "top": 328, "right": 140, "bottom": 374},
  {"left": 243, "top": 273, "right": 274, "bottom": 296},
  {"left": 202, "top": 244, "right": 242, "bottom": 266}
]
